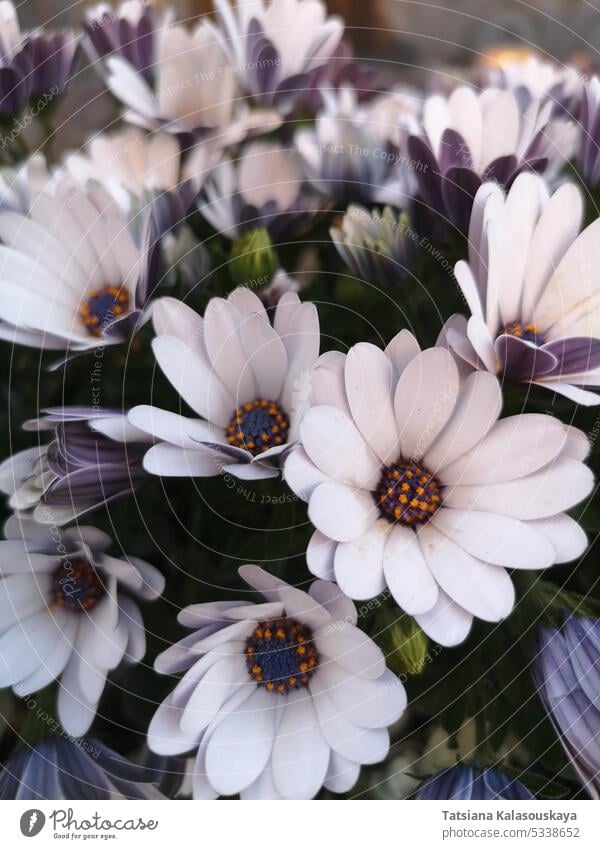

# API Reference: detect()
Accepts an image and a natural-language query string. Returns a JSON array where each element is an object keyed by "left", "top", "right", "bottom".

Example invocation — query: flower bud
[{"left": 230, "top": 228, "right": 278, "bottom": 287}]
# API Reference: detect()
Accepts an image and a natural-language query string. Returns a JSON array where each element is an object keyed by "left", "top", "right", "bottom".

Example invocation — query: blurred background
[
  {"left": 22, "top": 0, "right": 600, "bottom": 65},
  {"left": 21, "top": 0, "right": 600, "bottom": 150}
]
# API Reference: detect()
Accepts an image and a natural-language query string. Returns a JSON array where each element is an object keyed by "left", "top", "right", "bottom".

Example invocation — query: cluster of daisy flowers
[{"left": 0, "top": 0, "right": 598, "bottom": 802}]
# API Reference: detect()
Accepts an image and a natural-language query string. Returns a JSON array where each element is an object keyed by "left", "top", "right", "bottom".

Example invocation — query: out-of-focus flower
[
  {"left": 84, "top": 0, "right": 169, "bottom": 82},
  {"left": 0, "top": 154, "right": 50, "bottom": 213},
  {"left": 128, "top": 287, "right": 320, "bottom": 480},
  {"left": 0, "top": 737, "right": 166, "bottom": 800},
  {"left": 443, "top": 172, "right": 600, "bottom": 405},
  {"left": 298, "top": 40, "right": 388, "bottom": 114},
  {"left": 96, "top": 9, "right": 279, "bottom": 140},
  {"left": 296, "top": 87, "right": 413, "bottom": 206},
  {"left": 63, "top": 127, "right": 216, "bottom": 234},
  {"left": 284, "top": 333, "right": 592, "bottom": 646},
  {"left": 480, "top": 55, "right": 583, "bottom": 114},
  {"left": 330, "top": 204, "right": 417, "bottom": 287},
  {"left": 0, "top": 0, "right": 79, "bottom": 115},
  {"left": 407, "top": 84, "right": 576, "bottom": 232},
  {"left": 200, "top": 141, "right": 321, "bottom": 240},
  {"left": 0, "top": 515, "right": 164, "bottom": 737},
  {"left": 148, "top": 565, "right": 406, "bottom": 799},
  {"left": 536, "top": 615, "right": 600, "bottom": 799},
  {"left": 211, "top": 0, "right": 343, "bottom": 109},
  {"left": 0, "top": 408, "right": 152, "bottom": 525},
  {"left": 0, "top": 177, "right": 160, "bottom": 352},
  {"left": 413, "top": 764, "right": 533, "bottom": 799},
  {"left": 576, "top": 76, "right": 600, "bottom": 189}
]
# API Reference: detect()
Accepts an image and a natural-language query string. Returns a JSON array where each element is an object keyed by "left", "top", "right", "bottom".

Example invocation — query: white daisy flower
[
  {"left": 0, "top": 516, "right": 164, "bottom": 737},
  {"left": 443, "top": 172, "right": 600, "bottom": 405},
  {"left": 148, "top": 565, "right": 406, "bottom": 799},
  {"left": 128, "top": 287, "right": 320, "bottom": 481},
  {"left": 0, "top": 176, "right": 158, "bottom": 351},
  {"left": 284, "top": 333, "right": 593, "bottom": 646},
  {"left": 101, "top": 14, "right": 280, "bottom": 140},
  {"left": 407, "top": 84, "right": 577, "bottom": 231}
]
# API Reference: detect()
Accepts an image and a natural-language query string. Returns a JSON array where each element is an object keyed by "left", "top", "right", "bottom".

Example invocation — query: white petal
[
  {"left": 385, "top": 329, "right": 420, "bottom": 378},
  {"left": 418, "top": 524, "right": 515, "bottom": 621},
  {"left": 314, "top": 621, "right": 385, "bottom": 680},
  {"left": 238, "top": 312, "right": 288, "bottom": 400},
  {"left": 345, "top": 343, "right": 399, "bottom": 463},
  {"left": 308, "top": 482, "right": 376, "bottom": 543},
  {"left": 394, "top": 348, "right": 459, "bottom": 460},
  {"left": 319, "top": 663, "right": 407, "bottom": 728},
  {"left": 284, "top": 447, "right": 331, "bottom": 501},
  {"left": 425, "top": 371, "right": 502, "bottom": 472},
  {"left": 383, "top": 524, "right": 438, "bottom": 615},
  {"left": 324, "top": 749, "right": 361, "bottom": 793},
  {"left": 431, "top": 508, "right": 555, "bottom": 569},
  {"left": 272, "top": 691, "right": 330, "bottom": 799},
  {"left": 143, "top": 443, "right": 222, "bottom": 477},
  {"left": 333, "top": 520, "right": 388, "bottom": 600},
  {"left": 300, "top": 405, "right": 381, "bottom": 488},
  {"left": 203, "top": 298, "right": 257, "bottom": 402},
  {"left": 306, "top": 530, "right": 337, "bottom": 581},
  {"left": 205, "top": 686, "right": 276, "bottom": 796},
  {"left": 181, "top": 654, "right": 248, "bottom": 736},
  {"left": 414, "top": 588, "right": 473, "bottom": 647},
  {"left": 528, "top": 514, "right": 588, "bottom": 564},
  {"left": 311, "top": 676, "right": 389, "bottom": 764},
  {"left": 152, "top": 334, "right": 234, "bottom": 426},
  {"left": 443, "top": 457, "right": 594, "bottom": 519},
  {"left": 439, "top": 414, "right": 567, "bottom": 485}
]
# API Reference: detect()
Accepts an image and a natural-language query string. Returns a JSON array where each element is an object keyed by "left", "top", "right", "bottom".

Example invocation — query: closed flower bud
[
  {"left": 230, "top": 228, "right": 278, "bottom": 286},
  {"left": 384, "top": 614, "right": 430, "bottom": 677}
]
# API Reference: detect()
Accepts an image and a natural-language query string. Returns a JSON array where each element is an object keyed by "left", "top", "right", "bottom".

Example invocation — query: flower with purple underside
[
  {"left": 0, "top": 515, "right": 164, "bottom": 737},
  {"left": 0, "top": 177, "right": 161, "bottom": 352},
  {"left": 0, "top": 737, "right": 166, "bottom": 800},
  {"left": 284, "top": 331, "right": 592, "bottom": 646},
  {"left": 199, "top": 140, "right": 321, "bottom": 240},
  {"left": 413, "top": 764, "right": 533, "bottom": 799},
  {"left": 576, "top": 76, "right": 600, "bottom": 189},
  {"left": 148, "top": 565, "right": 406, "bottom": 799},
  {"left": 0, "top": 0, "right": 79, "bottom": 115},
  {"left": 407, "top": 84, "right": 576, "bottom": 233},
  {"left": 211, "top": 0, "right": 343, "bottom": 110},
  {"left": 128, "top": 287, "right": 320, "bottom": 481},
  {"left": 95, "top": 9, "right": 280, "bottom": 141},
  {"left": 83, "top": 0, "right": 169, "bottom": 83},
  {"left": 535, "top": 615, "right": 600, "bottom": 799},
  {"left": 0, "top": 408, "right": 152, "bottom": 526},
  {"left": 481, "top": 56, "right": 583, "bottom": 116},
  {"left": 442, "top": 172, "right": 600, "bottom": 405}
]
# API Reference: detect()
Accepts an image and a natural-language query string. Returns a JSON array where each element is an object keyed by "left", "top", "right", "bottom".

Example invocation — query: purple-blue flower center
[
  {"left": 226, "top": 399, "right": 289, "bottom": 456},
  {"left": 374, "top": 459, "right": 442, "bottom": 526},
  {"left": 245, "top": 618, "right": 319, "bottom": 694},
  {"left": 50, "top": 558, "right": 105, "bottom": 613},
  {"left": 80, "top": 285, "right": 131, "bottom": 337},
  {"left": 501, "top": 320, "right": 543, "bottom": 345}
]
